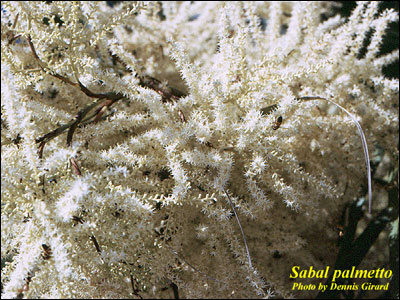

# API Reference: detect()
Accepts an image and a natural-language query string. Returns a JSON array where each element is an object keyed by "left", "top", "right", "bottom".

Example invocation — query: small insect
[
  {"left": 41, "top": 244, "right": 52, "bottom": 260},
  {"left": 272, "top": 116, "right": 283, "bottom": 130},
  {"left": 335, "top": 225, "right": 345, "bottom": 238}
]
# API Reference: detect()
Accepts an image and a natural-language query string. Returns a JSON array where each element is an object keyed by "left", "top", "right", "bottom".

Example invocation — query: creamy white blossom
[{"left": 1, "top": 1, "right": 398, "bottom": 299}]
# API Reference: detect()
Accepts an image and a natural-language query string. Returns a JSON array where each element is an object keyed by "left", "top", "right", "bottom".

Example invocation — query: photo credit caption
[{"left": 290, "top": 266, "right": 392, "bottom": 292}]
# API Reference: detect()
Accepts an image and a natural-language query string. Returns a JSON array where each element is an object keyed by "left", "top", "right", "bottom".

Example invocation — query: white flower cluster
[{"left": 1, "top": 1, "right": 398, "bottom": 298}]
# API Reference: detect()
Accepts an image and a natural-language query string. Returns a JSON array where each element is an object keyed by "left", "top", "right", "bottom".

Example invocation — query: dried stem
[
  {"left": 298, "top": 96, "right": 372, "bottom": 214},
  {"left": 26, "top": 35, "right": 78, "bottom": 87},
  {"left": 260, "top": 96, "right": 372, "bottom": 214},
  {"left": 223, "top": 189, "right": 252, "bottom": 269},
  {"left": 129, "top": 274, "right": 143, "bottom": 299},
  {"left": 69, "top": 158, "right": 82, "bottom": 176},
  {"left": 28, "top": 37, "right": 186, "bottom": 150},
  {"left": 26, "top": 35, "right": 125, "bottom": 148},
  {"left": 90, "top": 234, "right": 102, "bottom": 254},
  {"left": 27, "top": 37, "right": 188, "bottom": 151}
]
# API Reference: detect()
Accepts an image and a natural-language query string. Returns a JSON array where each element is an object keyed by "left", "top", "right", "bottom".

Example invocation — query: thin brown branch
[
  {"left": 27, "top": 36, "right": 125, "bottom": 147},
  {"left": 38, "top": 141, "right": 45, "bottom": 158},
  {"left": 40, "top": 174, "right": 46, "bottom": 194},
  {"left": 90, "top": 235, "right": 102, "bottom": 254},
  {"left": 8, "top": 33, "right": 22, "bottom": 45},
  {"left": 35, "top": 95, "right": 122, "bottom": 149},
  {"left": 170, "top": 282, "right": 179, "bottom": 300},
  {"left": 107, "top": 51, "right": 187, "bottom": 102},
  {"left": 65, "top": 93, "right": 124, "bottom": 146},
  {"left": 178, "top": 109, "right": 186, "bottom": 123},
  {"left": 138, "top": 75, "right": 186, "bottom": 102},
  {"left": 35, "top": 99, "right": 103, "bottom": 145},
  {"left": 93, "top": 98, "right": 121, "bottom": 123},
  {"left": 26, "top": 35, "right": 41, "bottom": 61},
  {"left": 260, "top": 104, "right": 278, "bottom": 116},
  {"left": 26, "top": 35, "right": 78, "bottom": 87},
  {"left": 66, "top": 101, "right": 101, "bottom": 147},
  {"left": 77, "top": 80, "right": 106, "bottom": 99},
  {"left": 12, "top": 13, "right": 19, "bottom": 30},
  {"left": 69, "top": 158, "right": 82, "bottom": 176},
  {"left": 130, "top": 274, "right": 143, "bottom": 299},
  {"left": 28, "top": 37, "right": 185, "bottom": 151}
]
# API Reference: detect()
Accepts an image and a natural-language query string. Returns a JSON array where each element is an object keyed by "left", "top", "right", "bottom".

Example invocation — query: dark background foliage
[
  {"left": 335, "top": 1, "right": 399, "bottom": 79},
  {"left": 318, "top": 2, "right": 399, "bottom": 299}
]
